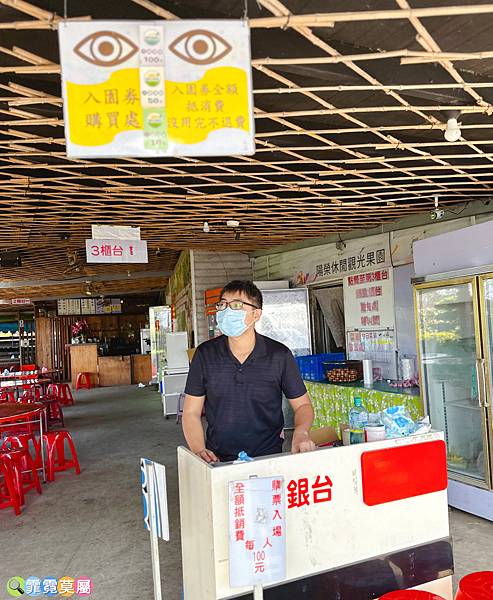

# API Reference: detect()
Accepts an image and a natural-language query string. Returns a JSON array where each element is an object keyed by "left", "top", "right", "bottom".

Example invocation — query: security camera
[{"left": 430, "top": 207, "right": 445, "bottom": 221}]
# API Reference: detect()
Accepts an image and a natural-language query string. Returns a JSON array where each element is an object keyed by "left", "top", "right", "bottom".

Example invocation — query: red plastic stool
[
  {"left": 41, "top": 398, "right": 64, "bottom": 428},
  {"left": 0, "top": 447, "right": 42, "bottom": 505},
  {"left": 56, "top": 383, "right": 74, "bottom": 406},
  {"left": 1, "top": 432, "right": 42, "bottom": 469},
  {"left": 43, "top": 430, "right": 80, "bottom": 482},
  {"left": 26, "top": 384, "right": 43, "bottom": 400},
  {"left": 0, "top": 455, "right": 21, "bottom": 515},
  {"left": 19, "top": 390, "right": 36, "bottom": 403},
  {"left": 0, "top": 390, "right": 15, "bottom": 403},
  {"left": 76, "top": 372, "right": 93, "bottom": 390},
  {"left": 455, "top": 571, "right": 493, "bottom": 600},
  {"left": 46, "top": 383, "right": 58, "bottom": 398},
  {"left": 380, "top": 592, "right": 446, "bottom": 599}
]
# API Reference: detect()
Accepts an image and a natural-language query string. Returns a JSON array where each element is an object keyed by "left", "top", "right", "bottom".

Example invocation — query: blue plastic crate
[{"left": 295, "top": 353, "right": 345, "bottom": 381}]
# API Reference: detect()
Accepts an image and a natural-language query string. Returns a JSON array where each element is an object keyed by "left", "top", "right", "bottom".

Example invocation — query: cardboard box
[{"left": 309, "top": 426, "right": 340, "bottom": 446}]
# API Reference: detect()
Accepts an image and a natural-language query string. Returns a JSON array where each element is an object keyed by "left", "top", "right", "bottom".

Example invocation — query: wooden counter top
[
  {"left": 98, "top": 355, "right": 131, "bottom": 387},
  {"left": 69, "top": 345, "right": 151, "bottom": 388}
]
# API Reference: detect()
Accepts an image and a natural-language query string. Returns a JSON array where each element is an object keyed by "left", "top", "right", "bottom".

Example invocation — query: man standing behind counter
[{"left": 182, "top": 280, "right": 316, "bottom": 463}]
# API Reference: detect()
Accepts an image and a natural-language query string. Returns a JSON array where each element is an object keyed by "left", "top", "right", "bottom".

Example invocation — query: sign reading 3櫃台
[{"left": 59, "top": 20, "right": 255, "bottom": 158}]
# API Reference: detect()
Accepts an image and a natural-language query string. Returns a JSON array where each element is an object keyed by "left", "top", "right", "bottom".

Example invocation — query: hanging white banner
[
  {"left": 91, "top": 225, "right": 141, "bottom": 240},
  {"left": 59, "top": 20, "right": 255, "bottom": 158},
  {"left": 85, "top": 238, "right": 148, "bottom": 263}
]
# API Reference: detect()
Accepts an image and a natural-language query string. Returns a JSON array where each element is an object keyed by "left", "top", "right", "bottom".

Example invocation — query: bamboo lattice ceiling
[{"left": 2, "top": 0, "right": 493, "bottom": 298}]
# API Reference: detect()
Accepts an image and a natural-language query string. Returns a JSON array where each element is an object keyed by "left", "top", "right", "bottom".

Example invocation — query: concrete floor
[{"left": 1, "top": 385, "right": 492, "bottom": 599}]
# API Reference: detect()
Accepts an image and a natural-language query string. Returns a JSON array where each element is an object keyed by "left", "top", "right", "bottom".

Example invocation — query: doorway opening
[{"left": 309, "top": 283, "right": 345, "bottom": 355}]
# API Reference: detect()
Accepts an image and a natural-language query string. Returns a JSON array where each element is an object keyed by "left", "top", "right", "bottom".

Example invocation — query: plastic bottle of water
[{"left": 349, "top": 397, "right": 369, "bottom": 431}]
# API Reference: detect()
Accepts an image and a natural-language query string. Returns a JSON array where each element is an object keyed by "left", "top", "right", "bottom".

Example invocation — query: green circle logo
[
  {"left": 7, "top": 577, "right": 25, "bottom": 597},
  {"left": 144, "top": 71, "right": 161, "bottom": 87},
  {"left": 147, "top": 112, "right": 163, "bottom": 128},
  {"left": 144, "top": 29, "right": 160, "bottom": 46}
]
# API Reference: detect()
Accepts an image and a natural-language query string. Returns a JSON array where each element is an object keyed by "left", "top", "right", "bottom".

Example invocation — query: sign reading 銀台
[
  {"left": 229, "top": 477, "right": 286, "bottom": 588},
  {"left": 59, "top": 20, "right": 255, "bottom": 158}
]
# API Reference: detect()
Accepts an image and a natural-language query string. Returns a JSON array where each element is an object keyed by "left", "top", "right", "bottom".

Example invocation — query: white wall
[
  {"left": 192, "top": 250, "right": 253, "bottom": 345},
  {"left": 393, "top": 263, "right": 417, "bottom": 358},
  {"left": 252, "top": 215, "right": 492, "bottom": 283}
]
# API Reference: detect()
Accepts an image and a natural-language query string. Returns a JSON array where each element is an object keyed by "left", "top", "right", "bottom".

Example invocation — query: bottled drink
[{"left": 349, "top": 397, "right": 369, "bottom": 431}]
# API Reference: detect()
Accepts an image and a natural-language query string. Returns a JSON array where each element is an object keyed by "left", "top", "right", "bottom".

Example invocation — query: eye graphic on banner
[
  {"left": 59, "top": 20, "right": 255, "bottom": 157},
  {"left": 74, "top": 31, "right": 138, "bottom": 66},
  {"left": 169, "top": 29, "right": 232, "bottom": 64}
]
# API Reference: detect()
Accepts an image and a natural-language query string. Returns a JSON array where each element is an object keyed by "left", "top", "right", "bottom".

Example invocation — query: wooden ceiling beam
[{"left": 250, "top": 5, "right": 493, "bottom": 27}]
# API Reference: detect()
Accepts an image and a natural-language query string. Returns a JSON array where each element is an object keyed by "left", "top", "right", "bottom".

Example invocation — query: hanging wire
[
  {"left": 64, "top": 0, "right": 68, "bottom": 19},
  {"left": 243, "top": 0, "right": 248, "bottom": 20}
]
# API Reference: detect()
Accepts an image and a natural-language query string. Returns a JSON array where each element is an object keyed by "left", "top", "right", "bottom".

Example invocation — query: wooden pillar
[{"left": 35, "top": 316, "right": 54, "bottom": 369}]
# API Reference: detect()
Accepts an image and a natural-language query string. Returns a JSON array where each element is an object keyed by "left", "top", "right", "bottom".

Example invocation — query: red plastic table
[{"left": 0, "top": 403, "right": 46, "bottom": 481}]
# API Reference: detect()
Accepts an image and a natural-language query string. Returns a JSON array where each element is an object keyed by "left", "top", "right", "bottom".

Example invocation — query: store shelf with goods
[
  {"left": 305, "top": 380, "right": 422, "bottom": 430},
  {"left": 0, "top": 334, "right": 20, "bottom": 365}
]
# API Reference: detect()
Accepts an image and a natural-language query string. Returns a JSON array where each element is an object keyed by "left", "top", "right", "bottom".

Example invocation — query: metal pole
[
  {"left": 39, "top": 411, "right": 46, "bottom": 483},
  {"left": 254, "top": 584, "right": 263, "bottom": 600},
  {"left": 146, "top": 461, "right": 163, "bottom": 600}
]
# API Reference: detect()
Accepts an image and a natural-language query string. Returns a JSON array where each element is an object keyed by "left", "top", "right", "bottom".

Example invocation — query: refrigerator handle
[
  {"left": 480, "top": 358, "right": 489, "bottom": 408},
  {"left": 476, "top": 359, "right": 485, "bottom": 408}
]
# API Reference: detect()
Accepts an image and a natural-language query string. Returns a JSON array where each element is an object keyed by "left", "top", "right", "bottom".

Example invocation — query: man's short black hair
[{"left": 220, "top": 280, "right": 263, "bottom": 309}]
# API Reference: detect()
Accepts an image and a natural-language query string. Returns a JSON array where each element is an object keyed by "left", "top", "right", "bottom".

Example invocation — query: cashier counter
[{"left": 178, "top": 431, "right": 453, "bottom": 600}]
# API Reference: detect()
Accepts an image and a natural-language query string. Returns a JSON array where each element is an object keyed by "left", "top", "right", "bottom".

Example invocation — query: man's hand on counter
[
  {"left": 291, "top": 428, "right": 316, "bottom": 453},
  {"left": 195, "top": 448, "right": 219, "bottom": 463},
  {"left": 289, "top": 394, "right": 316, "bottom": 453}
]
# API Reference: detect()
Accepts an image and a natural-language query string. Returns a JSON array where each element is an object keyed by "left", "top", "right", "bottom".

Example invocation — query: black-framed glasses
[{"left": 215, "top": 300, "right": 259, "bottom": 312}]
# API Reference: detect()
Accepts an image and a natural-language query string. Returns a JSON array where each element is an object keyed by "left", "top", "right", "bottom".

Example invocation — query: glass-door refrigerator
[
  {"left": 414, "top": 276, "right": 493, "bottom": 519},
  {"left": 149, "top": 306, "right": 172, "bottom": 384}
]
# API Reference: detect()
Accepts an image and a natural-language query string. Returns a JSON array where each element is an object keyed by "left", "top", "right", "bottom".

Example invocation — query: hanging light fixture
[{"left": 444, "top": 117, "right": 461, "bottom": 142}]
